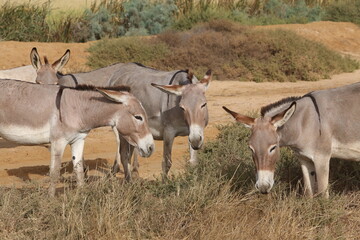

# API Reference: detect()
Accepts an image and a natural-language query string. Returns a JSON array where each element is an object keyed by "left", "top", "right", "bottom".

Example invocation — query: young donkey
[
  {"left": 0, "top": 80, "right": 154, "bottom": 196},
  {"left": 223, "top": 82, "right": 360, "bottom": 198}
]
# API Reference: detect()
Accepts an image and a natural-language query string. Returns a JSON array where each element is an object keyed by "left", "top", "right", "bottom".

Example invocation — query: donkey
[
  {"left": 30, "top": 47, "right": 126, "bottom": 87},
  {"left": 0, "top": 79, "right": 154, "bottom": 196},
  {"left": 223, "top": 81, "right": 360, "bottom": 198},
  {"left": 107, "top": 63, "right": 211, "bottom": 178},
  {"left": 0, "top": 65, "right": 36, "bottom": 82}
]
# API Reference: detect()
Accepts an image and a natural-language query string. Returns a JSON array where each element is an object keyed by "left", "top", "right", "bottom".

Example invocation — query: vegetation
[
  {"left": 1, "top": 0, "right": 360, "bottom": 42},
  {"left": 1, "top": 122, "right": 360, "bottom": 239},
  {"left": 87, "top": 20, "right": 359, "bottom": 81}
]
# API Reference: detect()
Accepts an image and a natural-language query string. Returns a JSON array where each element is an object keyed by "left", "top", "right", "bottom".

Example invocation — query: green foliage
[
  {"left": 86, "top": 37, "right": 170, "bottom": 69},
  {"left": 0, "top": 1, "right": 50, "bottom": 41},
  {"left": 263, "top": 0, "right": 324, "bottom": 24},
  {"left": 120, "top": 0, "right": 178, "bottom": 36},
  {"left": 323, "top": 0, "right": 360, "bottom": 25}
]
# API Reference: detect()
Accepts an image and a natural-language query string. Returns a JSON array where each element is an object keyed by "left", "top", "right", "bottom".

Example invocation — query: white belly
[
  {"left": 0, "top": 124, "right": 51, "bottom": 145},
  {"left": 332, "top": 139, "right": 360, "bottom": 161}
]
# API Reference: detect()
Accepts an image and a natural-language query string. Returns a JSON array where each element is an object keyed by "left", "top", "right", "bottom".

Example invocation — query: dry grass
[
  {"left": 1, "top": 123, "right": 360, "bottom": 239},
  {"left": 0, "top": 0, "right": 98, "bottom": 10}
]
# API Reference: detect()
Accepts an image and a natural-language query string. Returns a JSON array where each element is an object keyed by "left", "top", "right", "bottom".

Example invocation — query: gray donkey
[
  {"left": 30, "top": 47, "right": 125, "bottom": 87},
  {"left": 31, "top": 48, "right": 211, "bottom": 179},
  {"left": 223, "top": 81, "right": 360, "bottom": 198},
  {"left": 0, "top": 79, "right": 154, "bottom": 196},
  {"left": 107, "top": 63, "right": 211, "bottom": 178}
]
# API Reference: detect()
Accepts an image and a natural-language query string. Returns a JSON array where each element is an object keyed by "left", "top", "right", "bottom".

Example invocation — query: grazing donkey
[
  {"left": 0, "top": 79, "right": 154, "bottom": 196},
  {"left": 0, "top": 65, "right": 36, "bottom": 82},
  {"left": 107, "top": 63, "right": 211, "bottom": 178},
  {"left": 30, "top": 47, "right": 126, "bottom": 87},
  {"left": 223, "top": 82, "right": 360, "bottom": 198}
]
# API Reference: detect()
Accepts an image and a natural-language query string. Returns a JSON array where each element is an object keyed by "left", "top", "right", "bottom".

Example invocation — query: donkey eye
[
  {"left": 179, "top": 106, "right": 185, "bottom": 111},
  {"left": 201, "top": 103, "right": 207, "bottom": 108},
  {"left": 134, "top": 115, "right": 143, "bottom": 121},
  {"left": 269, "top": 145, "right": 277, "bottom": 153}
]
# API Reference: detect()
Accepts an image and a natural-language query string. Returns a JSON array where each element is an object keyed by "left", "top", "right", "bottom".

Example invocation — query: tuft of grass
[{"left": 87, "top": 19, "right": 359, "bottom": 81}]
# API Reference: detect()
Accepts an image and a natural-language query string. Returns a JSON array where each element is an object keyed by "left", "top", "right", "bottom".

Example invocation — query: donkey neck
[{"left": 60, "top": 89, "right": 122, "bottom": 131}]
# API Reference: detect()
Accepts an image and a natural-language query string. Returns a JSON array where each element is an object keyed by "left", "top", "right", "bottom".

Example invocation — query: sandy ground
[{"left": 0, "top": 21, "right": 360, "bottom": 188}]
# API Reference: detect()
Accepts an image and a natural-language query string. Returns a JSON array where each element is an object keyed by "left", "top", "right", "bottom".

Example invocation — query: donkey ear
[
  {"left": 30, "top": 47, "right": 42, "bottom": 70},
  {"left": 223, "top": 106, "right": 255, "bottom": 128},
  {"left": 52, "top": 49, "right": 70, "bottom": 72},
  {"left": 200, "top": 69, "right": 211, "bottom": 90},
  {"left": 97, "top": 88, "right": 130, "bottom": 105},
  {"left": 271, "top": 102, "right": 296, "bottom": 128},
  {"left": 151, "top": 83, "right": 186, "bottom": 96},
  {"left": 186, "top": 70, "right": 194, "bottom": 83}
]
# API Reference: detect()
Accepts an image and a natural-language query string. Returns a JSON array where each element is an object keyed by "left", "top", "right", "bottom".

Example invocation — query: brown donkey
[
  {"left": 224, "top": 82, "right": 360, "bottom": 198},
  {"left": 0, "top": 80, "right": 154, "bottom": 196}
]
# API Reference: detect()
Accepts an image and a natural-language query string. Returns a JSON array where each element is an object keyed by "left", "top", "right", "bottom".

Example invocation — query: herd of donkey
[{"left": 0, "top": 47, "right": 359, "bottom": 198}]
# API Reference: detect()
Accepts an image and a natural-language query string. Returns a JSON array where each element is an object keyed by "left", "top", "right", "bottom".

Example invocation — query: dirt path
[{"left": 0, "top": 21, "right": 360, "bottom": 187}]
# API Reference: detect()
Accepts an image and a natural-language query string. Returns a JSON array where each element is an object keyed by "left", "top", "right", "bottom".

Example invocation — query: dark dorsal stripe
[
  {"left": 261, "top": 96, "right": 301, "bottom": 117},
  {"left": 59, "top": 84, "right": 130, "bottom": 92},
  {"left": 302, "top": 92, "right": 322, "bottom": 135},
  {"left": 132, "top": 62, "right": 158, "bottom": 71}
]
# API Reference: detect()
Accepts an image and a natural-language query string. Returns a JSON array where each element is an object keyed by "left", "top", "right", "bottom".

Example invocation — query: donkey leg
[
  {"left": 131, "top": 150, "right": 140, "bottom": 178},
  {"left": 71, "top": 139, "right": 86, "bottom": 187},
  {"left": 162, "top": 131, "right": 175, "bottom": 178},
  {"left": 111, "top": 126, "right": 122, "bottom": 175},
  {"left": 120, "top": 136, "right": 134, "bottom": 182},
  {"left": 189, "top": 143, "right": 198, "bottom": 165},
  {"left": 299, "top": 156, "right": 316, "bottom": 197},
  {"left": 49, "top": 139, "right": 67, "bottom": 197},
  {"left": 314, "top": 156, "right": 331, "bottom": 198}
]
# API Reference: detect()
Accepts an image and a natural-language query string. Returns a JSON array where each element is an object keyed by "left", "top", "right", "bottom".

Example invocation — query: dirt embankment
[{"left": 0, "top": 21, "right": 359, "bottom": 187}]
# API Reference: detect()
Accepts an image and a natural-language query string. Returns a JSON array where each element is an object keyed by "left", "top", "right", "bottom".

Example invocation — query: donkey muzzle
[
  {"left": 255, "top": 170, "right": 274, "bottom": 194},
  {"left": 137, "top": 134, "right": 155, "bottom": 158},
  {"left": 189, "top": 124, "right": 204, "bottom": 150}
]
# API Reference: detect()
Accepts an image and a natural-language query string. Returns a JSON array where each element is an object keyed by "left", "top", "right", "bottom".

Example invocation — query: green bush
[
  {"left": 323, "top": 0, "right": 360, "bottom": 25},
  {"left": 120, "top": 0, "right": 178, "bottom": 36},
  {"left": 0, "top": 1, "right": 50, "bottom": 41},
  {"left": 86, "top": 37, "right": 170, "bottom": 69}
]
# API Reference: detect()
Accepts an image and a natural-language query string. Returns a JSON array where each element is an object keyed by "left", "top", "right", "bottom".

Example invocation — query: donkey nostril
[
  {"left": 148, "top": 145, "right": 153, "bottom": 153},
  {"left": 199, "top": 135, "right": 203, "bottom": 142}
]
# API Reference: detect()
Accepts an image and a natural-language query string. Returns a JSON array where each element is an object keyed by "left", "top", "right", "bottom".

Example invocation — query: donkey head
[
  {"left": 97, "top": 89, "right": 155, "bottom": 157},
  {"left": 223, "top": 102, "right": 296, "bottom": 194},
  {"left": 30, "top": 47, "right": 70, "bottom": 85},
  {"left": 151, "top": 69, "right": 211, "bottom": 150}
]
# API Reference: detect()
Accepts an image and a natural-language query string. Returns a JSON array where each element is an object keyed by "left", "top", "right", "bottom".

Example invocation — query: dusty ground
[{"left": 0, "top": 21, "right": 360, "bottom": 188}]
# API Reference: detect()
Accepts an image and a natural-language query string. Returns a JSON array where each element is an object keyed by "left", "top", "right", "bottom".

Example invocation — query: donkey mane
[
  {"left": 64, "top": 84, "right": 131, "bottom": 92},
  {"left": 261, "top": 96, "right": 301, "bottom": 117}
]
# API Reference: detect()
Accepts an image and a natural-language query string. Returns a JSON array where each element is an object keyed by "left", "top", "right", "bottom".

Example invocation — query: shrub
[
  {"left": 86, "top": 37, "right": 170, "bottom": 69},
  {"left": 0, "top": 1, "right": 50, "bottom": 41},
  {"left": 120, "top": 0, "right": 178, "bottom": 36},
  {"left": 87, "top": 19, "right": 359, "bottom": 81},
  {"left": 323, "top": 0, "right": 360, "bottom": 25}
]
